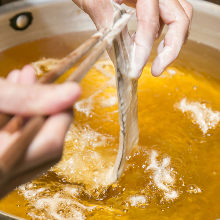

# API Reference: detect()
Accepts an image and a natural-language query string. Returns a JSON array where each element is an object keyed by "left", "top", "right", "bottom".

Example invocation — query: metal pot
[
  {"left": 0, "top": 0, "right": 219, "bottom": 219},
  {"left": 0, "top": 0, "right": 219, "bottom": 51}
]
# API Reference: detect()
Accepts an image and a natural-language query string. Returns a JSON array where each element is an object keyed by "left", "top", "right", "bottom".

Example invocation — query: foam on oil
[{"left": 0, "top": 32, "right": 219, "bottom": 220}]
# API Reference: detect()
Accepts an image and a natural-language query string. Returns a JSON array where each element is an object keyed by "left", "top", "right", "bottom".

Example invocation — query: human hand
[
  {"left": 72, "top": 0, "right": 192, "bottom": 78},
  {"left": 0, "top": 65, "right": 81, "bottom": 198}
]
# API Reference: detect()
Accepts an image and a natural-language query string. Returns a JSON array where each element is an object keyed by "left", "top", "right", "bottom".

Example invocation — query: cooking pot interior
[{"left": 0, "top": 0, "right": 219, "bottom": 219}]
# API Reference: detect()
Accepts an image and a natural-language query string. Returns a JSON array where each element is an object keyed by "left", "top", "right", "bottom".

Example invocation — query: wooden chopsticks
[
  {"left": 0, "top": 9, "right": 134, "bottom": 176},
  {"left": 0, "top": 29, "right": 106, "bottom": 131}
]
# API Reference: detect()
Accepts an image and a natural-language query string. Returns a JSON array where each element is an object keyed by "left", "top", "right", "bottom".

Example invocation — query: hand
[
  {"left": 0, "top": 65, "right": 81, "bottom": 198},
  {"left": 72, "top": 0, "right": 192, "bottom": 78}
]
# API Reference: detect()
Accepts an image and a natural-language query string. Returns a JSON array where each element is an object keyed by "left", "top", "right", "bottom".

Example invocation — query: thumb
[{"left": 129, "top": 0, "right": 159, "bottom": 78}]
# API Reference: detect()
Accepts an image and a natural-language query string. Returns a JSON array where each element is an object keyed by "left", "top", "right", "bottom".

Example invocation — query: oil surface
[{"left": 0, "top": 32, "right": 219, "bottom": 220}]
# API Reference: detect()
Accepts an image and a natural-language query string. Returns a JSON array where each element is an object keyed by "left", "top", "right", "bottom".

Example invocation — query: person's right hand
[
  {"left": 72, "top": 0, "right": 192, "bottom": 78},
  {"left": 0, "top": 65, "right": 81, "bottom": 198}
]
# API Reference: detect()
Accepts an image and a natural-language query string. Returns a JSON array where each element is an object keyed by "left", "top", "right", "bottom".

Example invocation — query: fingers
[
  {"left": 7, "top": 65, "right": 36, "bottom": 84},
  {"left": 0, "top": 110, "right": 73, "bottom": 194},
  {"left": 177, "top": 0, "right": 193, "bottom": 41},
  {"left": 0, "top": 80, "right": 81, "bottom": 116},
  {"left": 7, "top": 69, "right": 20, "bottom": 83},
  {"left": 178, "top": 0, "right": 193, "bottom": 19},
  {"left": 17, "top": 65, "right": 36, "bottom": 84},
  {"left": 0, "top": 131, "right": 20, "bottom": 159},
  {"left": 73, "top": 0, "right": 115, "bottom": 29},
  {"left": 17, "top": 110, "right": 73, "bottom": 172},
  {"left": 130, "top": 0, "right": 160, "bottom": 78},
  {"left": 0, "top": 63, "right": 75, "bottom": 195},
  {"left": 151, "top": 0, "right": 192, "bottom": 76},
  {"left": 0, "top": 65, "right": 37, "bottom": 165}
]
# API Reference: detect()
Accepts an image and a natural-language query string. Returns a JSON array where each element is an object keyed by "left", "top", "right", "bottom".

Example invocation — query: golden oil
[{"left": 0, "top": 32, "right": 219, "bottom": 220}]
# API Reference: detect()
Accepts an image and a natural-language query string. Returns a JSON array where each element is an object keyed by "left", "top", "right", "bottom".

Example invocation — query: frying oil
[{"left": 0, "top": 32, "right": 219, "bottom": 220}]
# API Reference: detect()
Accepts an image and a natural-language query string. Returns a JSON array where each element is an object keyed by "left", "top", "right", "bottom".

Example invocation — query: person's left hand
[
  {"left": 72, "top": 0, "right": 192, "bottom": 78},
  {"left": 0, "top": 65, "right": 81, "bottom": 198}
]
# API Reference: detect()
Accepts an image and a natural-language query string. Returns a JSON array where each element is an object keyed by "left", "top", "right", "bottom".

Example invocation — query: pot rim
[
  {"left": 0, "top": 0, "right": 219, "bottom": 17},
  {"left": 0, "top": 0, "right": 220, "bottom": 51}
]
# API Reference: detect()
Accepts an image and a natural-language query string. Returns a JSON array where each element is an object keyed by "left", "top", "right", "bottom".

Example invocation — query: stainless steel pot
[
  {"left": 0, "top": 0, "right": 219, "bottom": 219},
  {"left": 0, "top": 0, "right": 220, "bottom": 52}
]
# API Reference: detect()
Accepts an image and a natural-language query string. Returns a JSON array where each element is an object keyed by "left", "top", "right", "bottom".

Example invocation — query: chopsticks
[
  {"left": 0, "top": 29, "right": 106, "bottom": 132},
  {"left": 0, "top": 9, "right": 134, "bottom": 176}
]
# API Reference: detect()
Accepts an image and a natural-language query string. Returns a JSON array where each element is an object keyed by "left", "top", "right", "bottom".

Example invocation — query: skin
[
  {"left": 72, "top": 0, "right": 193, "bottom": 78},
  {"left": 0, "top": 65, "right": 81, "bottom": 198},
  {"left": 0, "top": 0, "right": 192, "bottom": 197}
]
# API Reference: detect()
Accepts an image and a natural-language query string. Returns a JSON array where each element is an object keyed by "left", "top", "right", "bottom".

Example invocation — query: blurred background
[{"left": 0, "top": 0, "right": 219, "bottom": 5}]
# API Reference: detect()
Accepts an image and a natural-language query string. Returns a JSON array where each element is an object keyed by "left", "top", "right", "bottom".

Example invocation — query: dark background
[{"left": 0, "top": 0, "right": 219, "bottom": 5}]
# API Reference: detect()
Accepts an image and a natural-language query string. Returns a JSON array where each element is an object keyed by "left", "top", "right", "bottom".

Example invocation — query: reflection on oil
[{"left": 0, "top": 32, "right": 219, "bottom": 220}]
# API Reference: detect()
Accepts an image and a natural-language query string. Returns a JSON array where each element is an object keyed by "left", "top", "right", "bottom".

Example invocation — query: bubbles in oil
[
  {"left": 177, "top": 98, "right": 220, "bottom": 134},
  {"left": 2, "top": 57, "right": 220, "bottom": 219},
  {"left": 146, "top": 150, "right": 178, "bottom": 200}
]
